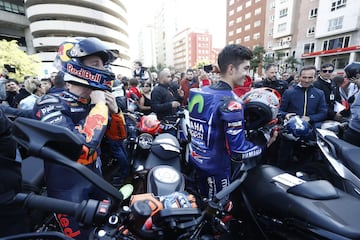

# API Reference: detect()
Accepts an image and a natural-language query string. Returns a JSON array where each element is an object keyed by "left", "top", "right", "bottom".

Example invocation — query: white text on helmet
[{"left": 67, "top": 63, "right": 101, "bottom": 83}]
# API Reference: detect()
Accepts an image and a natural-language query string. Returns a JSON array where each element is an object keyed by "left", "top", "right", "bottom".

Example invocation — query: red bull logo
[
  {"left": 57, "top": 214, "right": 80, "bottom": 238},
  {"left": 77, "top": 114, "right": 107, "bottom": 142},
  {"left": 67, "top": 63, "right": 102, "bottom": 83}
]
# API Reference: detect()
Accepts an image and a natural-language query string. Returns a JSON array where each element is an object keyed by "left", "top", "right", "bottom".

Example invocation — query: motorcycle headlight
[
  {"left": 153, "top": 165, "right": 180, "bottom": 184},
  {"left": 138, "top": 133, "right": 153, "bottom": 149}
]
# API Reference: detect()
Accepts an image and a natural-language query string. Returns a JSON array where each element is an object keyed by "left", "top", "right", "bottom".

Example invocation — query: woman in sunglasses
[{"left": 139, "top": 80, "right": 153, "bottom": 115}]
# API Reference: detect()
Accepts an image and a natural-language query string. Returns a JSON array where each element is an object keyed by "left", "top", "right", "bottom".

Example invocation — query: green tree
[
  {"left": 149, "top": 65, "right": 157, "bottom": 73},
  {"left": 250, "top": 46, "right": 265, "bottom": 78},
  {"left": 195, "top": 60, "right": 211, "bottom": 70},
  {"left": 0, "top": 40, "right": 41, "bottom": 82},
  {"left": 156, "top": 63, "right": 165, "bottom": 72},
  {"left": 284, "top": 56, "right": 300, "bottom": 71},
  {"left": 275, "top": 51, "right": 286, "bottom": 61},
  {"left": 263, "top": 54, "right": 275, "bottom": 67}
]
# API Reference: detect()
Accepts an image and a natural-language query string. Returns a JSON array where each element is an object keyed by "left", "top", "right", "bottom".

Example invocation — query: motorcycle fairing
[
  {"left": 240, "top": 165, "right": 360, "bottom": 239},
  {"left": 145, "top": 133, "right": 181, "bottom": 170}
]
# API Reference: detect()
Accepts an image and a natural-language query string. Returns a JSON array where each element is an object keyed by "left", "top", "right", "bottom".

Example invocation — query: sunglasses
[{"left": 322, "top": 69, "right": 334, "bottom": 73}]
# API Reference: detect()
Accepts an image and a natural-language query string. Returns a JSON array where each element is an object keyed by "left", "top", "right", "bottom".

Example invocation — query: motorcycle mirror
[
  {"left": 12, "top": 117, "right": 124, "bottom": 202},
  {"left": 12, "top": 117, "right": 82, "bottom": 160},
  {"left": 119, "top": 184, "right": 134, "bottom": 200}
]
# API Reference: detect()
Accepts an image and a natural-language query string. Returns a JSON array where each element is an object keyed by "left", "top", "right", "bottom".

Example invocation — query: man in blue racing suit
[
  {"left": 188, "top": 44, "right": 277, "bottom": 199},
  {"left": 33, "top": 37, "right": 126, "bottom": 240}
]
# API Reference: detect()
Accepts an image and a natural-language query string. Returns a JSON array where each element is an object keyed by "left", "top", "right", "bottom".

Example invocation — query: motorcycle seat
[
  {"left": 242, "top": 165, "right": 360, "bottom": 239},
  {"left": 287, "top": 180, "right": 339, "bottom": 200},
  {"left": 325, "top": 135, "right": 360, "bottom": 178},
  {"left": 21, "top": 156, "right": 44, "bottom": 193}
]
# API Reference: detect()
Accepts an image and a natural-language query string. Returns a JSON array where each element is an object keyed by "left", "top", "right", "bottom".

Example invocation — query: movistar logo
[{"left": 188, "top": 94, "right": 204, "bottom": 113}]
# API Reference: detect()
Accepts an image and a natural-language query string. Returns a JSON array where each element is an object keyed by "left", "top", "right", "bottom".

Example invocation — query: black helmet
[
  {"left": 344, "top": 62, "right": 360, "bottom": 79},
  {"left": 242, "top": 87, "right": 281, "bottom": 130}
]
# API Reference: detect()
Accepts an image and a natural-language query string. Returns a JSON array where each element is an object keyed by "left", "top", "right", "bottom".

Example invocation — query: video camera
[{"left": 4, "top": 64, "right": 16, "bottom": 73}]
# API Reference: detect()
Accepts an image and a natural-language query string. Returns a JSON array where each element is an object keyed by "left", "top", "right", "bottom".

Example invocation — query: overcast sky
[{"left": 124, "top": 0, "right": 226, "bottom": 58}]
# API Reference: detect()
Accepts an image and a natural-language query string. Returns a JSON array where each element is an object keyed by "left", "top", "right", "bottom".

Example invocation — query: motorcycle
[
  {"left": 315, "top": 120, "right": 360, "bottom": 200},
  {"left": 9, "top": 117, "right": 233, "bottom": 240}
]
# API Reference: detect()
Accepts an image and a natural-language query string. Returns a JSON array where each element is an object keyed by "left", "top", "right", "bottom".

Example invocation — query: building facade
[
  {"left": 0, "top": 0, "right": 131, "bottom": 77},
  {"left": 301, "top": 0, "right": 360, "bottom": 72},
  {"left": 173, "top": 28, "right": 213, "bottom": 72},
  {"left": 226, "top": 0, "right": 266, "bottom": 49},
  {"left": 226, "top": 0, "right": 360, "bottom": 74}
]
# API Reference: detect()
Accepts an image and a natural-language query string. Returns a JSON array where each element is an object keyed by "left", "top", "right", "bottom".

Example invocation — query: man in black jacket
[
  {"left": 313, "top": 63, "right": 343, "bottom": 121},
  {"left": 151, "top": 68, "right": 184, "bottom": 122},
  {"left": 254, "top": 64, "right": 288, "bottom": 96}
]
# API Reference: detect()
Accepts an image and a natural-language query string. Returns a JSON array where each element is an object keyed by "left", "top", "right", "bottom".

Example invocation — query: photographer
[{"left": 0, "top": 64, "right": 16, "bottom": 101}]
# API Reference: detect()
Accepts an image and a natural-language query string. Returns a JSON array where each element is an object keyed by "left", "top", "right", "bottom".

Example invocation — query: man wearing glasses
[{"left": 313, "top": 63, "right": 343, "bottom": 121}]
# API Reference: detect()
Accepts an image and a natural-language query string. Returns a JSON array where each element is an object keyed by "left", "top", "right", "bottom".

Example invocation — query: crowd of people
[{"left": 1, "top": 37, "right": 360, "bottom": 239}]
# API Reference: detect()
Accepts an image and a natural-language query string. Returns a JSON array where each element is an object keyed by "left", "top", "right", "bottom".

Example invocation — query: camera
[
  {"left": 4, "top": 64, "right": 16, "bottom": 73},
  {"left": 203, "top": 64, "right": 213, "bottom": 73}
]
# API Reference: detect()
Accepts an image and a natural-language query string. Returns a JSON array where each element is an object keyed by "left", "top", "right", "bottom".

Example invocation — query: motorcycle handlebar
[{"left": 15, "top": 193, "right": 105, "bottom": 226}]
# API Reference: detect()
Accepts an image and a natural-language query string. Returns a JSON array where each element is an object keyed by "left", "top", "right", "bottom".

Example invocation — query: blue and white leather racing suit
[{"left": 188, "top": 81, "right": 263, "bottom": 198}]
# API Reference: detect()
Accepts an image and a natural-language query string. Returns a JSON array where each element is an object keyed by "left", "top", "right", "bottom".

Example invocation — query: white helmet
[{"left": 242, "top": 87, "right": 281, "bottom": 130}]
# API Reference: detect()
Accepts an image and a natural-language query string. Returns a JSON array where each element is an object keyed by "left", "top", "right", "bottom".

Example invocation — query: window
[
  {"left": 245, "top": 24, "right": 251, "bottom": 31},
  {"left": 328, "top": 16, "right": 343, "bottom": 31},
  {"left": 279, "top": 8, "right": 288, "bottom": 18},
  {"left": 278, "top": 23, "right": 287, "bottom": 32},
  {"left": 254, "top": 20, "right": 261, "bottom": 27},
  {"left": 331, "top": 0, "right": 346, "bottom": 11},
  {"left": 236, "top": 38, "right": 241, "bottom": 44},
  {"left": 229, "top": 10, "right": 234, "bottom": 16},
  {"left": 245, "top": 0, "right": 252, "bottom": 8},
  {"left": 245, "top": 12, "right": 251, "bottom": 19},
  {"left": 237, "top": 5, "right": 243, "bottom": 12},
  {"left": 244, "top": 36, "right": 250, "bottom": 42},
  {"left": 304, "top": 43, "right": 315, "bottom": 53},
  {"left": 309, "top": 8, "right": 318, "bottom": 18},
  {"left": 236, "top": 16, "right": 242, "bottom": 23},
  {"left": 253, "top": 33, "right": 260, "bottom": 40},
  {"left": 229, "top": 31, "right": 234, "bottom": 37},
  {"left": 236, "top": 27, "right": 242, "bottom": 34},
  {"left": 270, "top": 15, "right": 275, "bottom": 22},
  {"left": 322, "top": 36, "right": 350, "bottom": 50},
  {"left": 229, "top": 20, "right": 234, "bottom": 27},
  {"left": 229, "top": 0, "right": 235, "bottom": 5},
  {"left": 254, "top": 7, "right": 261, "bottom": 15},
  {"left": 307, "top": 26, "right": 315, "bottom": 36},
  {"left": 269, "top": 28, "right": 273, "bottom": 36}
]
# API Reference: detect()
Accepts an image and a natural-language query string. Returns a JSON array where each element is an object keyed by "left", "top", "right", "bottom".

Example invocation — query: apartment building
[
  {"left": 226, "top": 0, "right": 266, "bottom": 49},
  {"left": 173, "top": 28, "right": 213, "bottom": 72},
  {"left": 302, "top": 0, "right": 360, "bottom": 71},
  {"left": 227, "top": 0, "right": 360, "bottom": 73},
  {"left": 0, "top": 0, "right": 131, "bottom": 76}
]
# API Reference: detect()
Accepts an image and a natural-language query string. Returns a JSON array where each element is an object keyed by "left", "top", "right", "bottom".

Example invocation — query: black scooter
[{"left": 316, "top": 126, "right": 360, "bottom": 200}]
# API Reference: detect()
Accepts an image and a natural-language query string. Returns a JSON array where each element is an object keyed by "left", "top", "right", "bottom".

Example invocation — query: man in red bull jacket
[{"left": 33, "top": 37, "right": 126, "bottom": 240}]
